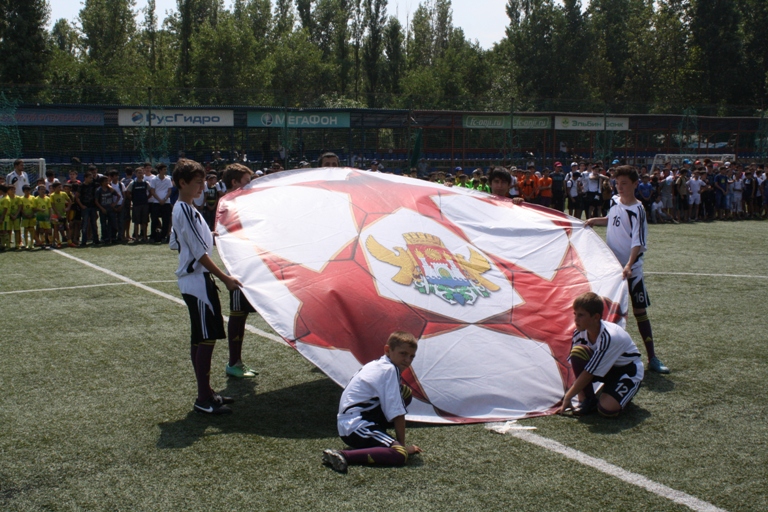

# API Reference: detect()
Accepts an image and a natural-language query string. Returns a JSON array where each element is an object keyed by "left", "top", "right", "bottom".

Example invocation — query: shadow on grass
[
  {"left": 156, "top": 377, "right": 340, "bottom": 449},
  {"left": 642, "top": 372, "right": 675, "bottom": 393},
  {"left": 578, "top": 402, "right": 652, "bottom": 435}
]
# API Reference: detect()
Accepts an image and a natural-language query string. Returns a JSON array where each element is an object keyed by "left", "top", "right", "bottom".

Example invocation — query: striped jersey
[
  {"left": 572, "top": 320, "right": 642, "bottom": 378},
  {"left": 606, "top": 196, "right": 647, "bottom": 274},
  {"left": 337, "top": 355, "right": 407, "bottom": 437}
]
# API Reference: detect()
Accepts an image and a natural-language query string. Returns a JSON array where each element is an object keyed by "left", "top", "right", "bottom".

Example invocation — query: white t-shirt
[
  {"left": 606, "top": 196, "right": 647, "bottom": 275},
  {"left": 651, "top": 201, "right": 663, "bottom": 214},
  {"left": 688, "top": 178, "right": 703, "bottom": 195},
  {"left": 6, "top": 171, "right": 29, "bottom": 195},
  {"left": 150, "top": 175, "right": 173, "bottom": 204},
  {"left": 110, "top": 180, "right": 125, "bottom": 206},
  {"left": 337, "top": 355, "right": 407, "bottom": 437},
  {"left": 573, "top": 320, "right": 642, "bottom": 378},
  {"left": 169, "top": 201, "right": 215, "bottom": 308}
]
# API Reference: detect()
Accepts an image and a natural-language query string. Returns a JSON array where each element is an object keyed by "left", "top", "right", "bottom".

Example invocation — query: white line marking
[
  {"left": 509, "top": 431, "right": 726, "bottom": 512},
  {"left": 646, "top": 271, "right": 768, "bottom": 279},
  {"left": 0, "top": 280, "right": 178, "bottom": 295},
  {"left": 52, "top": 249, "right": 285, "bottom": 344}
]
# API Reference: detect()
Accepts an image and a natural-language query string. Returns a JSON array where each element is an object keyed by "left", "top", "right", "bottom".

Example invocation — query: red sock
[
  {"left": 635, "top": 313, "right": 656, "bottom": 359},
  {"left": 195, "top": 342, "right": 215, "bottom": 402},
  {"left": 227, "top": 313, "right": 247, "bottom": 366},
  {"left": 341, "top": 446, "right": 407, "bottom": 467}
]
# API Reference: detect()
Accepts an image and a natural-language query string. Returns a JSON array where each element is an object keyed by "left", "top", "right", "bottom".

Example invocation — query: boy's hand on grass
[{"left": 407, "top": 445, "right": 422, "bottom": 455}]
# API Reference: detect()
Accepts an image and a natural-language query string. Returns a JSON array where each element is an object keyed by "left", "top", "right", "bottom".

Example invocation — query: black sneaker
[
  {"left": 573, "top": 397, "right": 598, "bottom": 416},
  {"left": 212, "top": 392, "right": 234, "bottom": 405},
  {"left": 193, "top": 398, "right": 233, "bottom": 415}
]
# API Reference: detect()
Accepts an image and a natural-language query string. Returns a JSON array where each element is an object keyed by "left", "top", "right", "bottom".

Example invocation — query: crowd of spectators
[{"left": 2, "top": 155, "right": 765, "bottom": 251}]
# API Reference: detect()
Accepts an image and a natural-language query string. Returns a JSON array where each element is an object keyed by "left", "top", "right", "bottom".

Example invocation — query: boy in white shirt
[{"left": 585, "top": 165, "right": 669, "bottom": 374}]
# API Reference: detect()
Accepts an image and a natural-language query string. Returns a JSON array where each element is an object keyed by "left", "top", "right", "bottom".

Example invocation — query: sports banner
[
  {"left": 555, "top": 116, "right": 630, "bottom": 131},
  {"left": 215, "top": 169, "right": 628, "bottom": 423},
  {"left": 247, "top": 111, "right": 351, "bottom": 128},
  {"left": 0, "top": 109, "right": 104, "bottom": 126},
  {"left": 462, "top": 115, "right": 552, "bottom": 130},
  {"left": 118, "top": 109, "right": 234, "bottom": 127}
]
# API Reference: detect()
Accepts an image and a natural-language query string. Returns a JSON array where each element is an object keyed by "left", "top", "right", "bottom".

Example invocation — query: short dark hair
[
  {"left": 573, "top": 292, "right": 604, "bottom": 317},
  {"left": 88, "top": 165, "right": 98, "bottom": 173},
  {"left": 172, "top": 158, "right": 205, "bottom": 187},
  {"left": 488, "top": 167, "right": 512, "bottom": 185},
  {"left": 156, "top": 163, "right": 167, "bottom": 171},
  {"left": 124, "top": 167, "right": 134, "bottom": 174},
  {"left": 387, "top": 331, "right": 418, "bottom": 351},
  {"left": 222, "top": 163, "right": 252, "bottom": 191},
  {"left": 614, "top": 165, "right": 639, "bottom": 183},
  {"left": 319, "top": 152, "right": 339, "bottom": 166},
  {"left": 13, "top": 159, "right": 23, "bottom": 167},
  {"left": 108, "top": 169, "right": 119, "bottom": 177}
]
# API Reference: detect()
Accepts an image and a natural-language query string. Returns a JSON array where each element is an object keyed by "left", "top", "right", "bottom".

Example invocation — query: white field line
[
  {"left": 646, "top": 271, "right": 768, "bottom": 279},
  {"left": 51, "top": 249, "right": 284, "bottom": 344},
  {"left": 51, "top": 251, "right": 724, "bottom": 511},
  {"left": 0, "top": 280, "right": 177, "bottom": 295},
  {"left": 509, "top": 431, "right": 726, "bottom": 512}
]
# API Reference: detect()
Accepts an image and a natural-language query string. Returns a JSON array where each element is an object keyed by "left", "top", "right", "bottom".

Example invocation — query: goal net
[
  {"left": 649, "top": 153, "right": 736, "bottom": 172},
  {"left": 0, "top": 158, "right": 47, "bottom": 183}
]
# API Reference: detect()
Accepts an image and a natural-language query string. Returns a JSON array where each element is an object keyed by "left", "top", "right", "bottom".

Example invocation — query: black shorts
[
  {"left": 596, "top": 362, "right": 643, "bottom": 409},
  {"left": 628, "top": 273, "right": 651, "bottom": 309},
  {"left": 230, "top": 287, "right": 256, "bottom": 314},
  {"left": 341, "top": 425, "right": 396, "bottom": 449},
  {"left": 181, "top": 273, "right": 226, "bottom": 344},
  {"left": 132, "top": 203, "right": 149, "bottom": 224}
]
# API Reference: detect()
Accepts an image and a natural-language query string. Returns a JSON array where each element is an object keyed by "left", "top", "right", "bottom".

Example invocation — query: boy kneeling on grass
[
  {"left": 559, "top": 292, "right": 644, "bottom": 417},
  {"left": 323, "top": 331, "right": 423, "bottom": 473},
  {"left": 169, "top": 158, "right": 242, "bottom": 415}
]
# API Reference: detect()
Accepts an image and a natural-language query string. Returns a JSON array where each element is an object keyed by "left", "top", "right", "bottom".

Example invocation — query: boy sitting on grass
[
  {"left": 169, "top": 158, "right": 242, "bottom": 415},
  {"left": 585, "top": 165, "right": 669, "bottom": 374},
  {"left": 560, "top": 292, "right": 644, "bottom": 417},
  {"left": 323, "top": 331, "right": 423, "bottom": 472}
]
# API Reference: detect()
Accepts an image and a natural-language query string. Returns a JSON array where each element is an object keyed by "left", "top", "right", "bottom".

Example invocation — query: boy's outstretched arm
[
  {"left": 393, "top": 415, "right": 422, "bottom": 455},
  {"left": 584, "top": 217, "right": 608, "bottom": 227}
]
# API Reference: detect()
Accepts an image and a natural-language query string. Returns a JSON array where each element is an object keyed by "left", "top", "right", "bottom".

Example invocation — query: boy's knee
[
  {"left": 597, "top": 396, "right": 622, "bottom": 418},
  {"left": 569, "top": 344, "right": 593, "bottom": 362}
]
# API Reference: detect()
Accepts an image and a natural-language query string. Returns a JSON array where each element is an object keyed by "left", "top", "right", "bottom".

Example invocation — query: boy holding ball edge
[
  {"left": 560, "top": 292, "right": 644, "bottom": 416},
  {"left": 323, "top": 331, "right": 423, "bottom": 472},
  {"left": 585, "top": 165, "right": 669, "bottom": 375},
  {"left": 169, "top": 159, "right": 242, "bottom": 415}
]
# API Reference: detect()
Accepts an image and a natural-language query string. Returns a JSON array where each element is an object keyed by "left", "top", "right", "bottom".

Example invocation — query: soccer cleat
[
  {"left": 573, "top": 397, "right": 598, "bottom": 416},
  {"left": 212, "top": 392, "right": 235, "bottom": 405},
  {"left": 322, "top": 449, "right": 348, "bottom": 473},
  {"left": 193, "top": 398, "right": 233, "bottom": 415},
  {"left": 226, "top": 362, "right": 258, "bottom": 378},
  {"left": 649, "top": 357, "right": 670, "bottom": 374}
]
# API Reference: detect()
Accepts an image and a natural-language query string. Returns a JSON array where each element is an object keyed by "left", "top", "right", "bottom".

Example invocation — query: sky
[{"left": 46, "top": 0, "right": 508, "bottom": 50}]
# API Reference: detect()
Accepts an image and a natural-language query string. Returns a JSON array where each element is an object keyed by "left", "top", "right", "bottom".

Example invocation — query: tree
[
  {"left": 362, "top": 0, "right": 387, "bottom": 107},
  {"left": 382, "top": 16, "right": 404, "bottom": 96},
  {"left": 690, "top": 0, "right": 743, "bottom": 106},
  {"left": 0, "top": 0, "right": 50, "bottom": 86}
]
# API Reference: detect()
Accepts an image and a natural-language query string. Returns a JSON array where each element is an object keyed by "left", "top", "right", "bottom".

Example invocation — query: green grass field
[{"left": 1, "top": 220, "right": 766, "bottom": 511}]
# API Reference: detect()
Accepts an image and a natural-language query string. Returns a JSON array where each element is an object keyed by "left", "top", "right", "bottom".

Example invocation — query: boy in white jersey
[
  {"left": 560, "top": 292, "right": 644, "bottom": 416},
  {"left": 169, "top": 159, "right": 242, "bottom": 415},
  {"left": 322, "top": 331, "right": 423, "bottom": 473},
  {"left": 219, "top": 163, "right": 258, "bottom": 379},
  {"left": 585, "top": 165, "right": 669, "bottom": 374}
]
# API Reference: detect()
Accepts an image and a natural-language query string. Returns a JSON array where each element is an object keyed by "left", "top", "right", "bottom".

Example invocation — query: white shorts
[{"left": 689, "top": 193, "right": 701, "bottom": 205}]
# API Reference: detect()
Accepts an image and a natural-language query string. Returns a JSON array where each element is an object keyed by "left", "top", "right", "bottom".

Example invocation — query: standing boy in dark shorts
[
  {"left": 323, "top": 331, "right": 423, "bottom": 472},
  {"left": 169, "top": 159, "right": 242, "bottom": 415},
  {"left": 560, "top": 292, "right": 644, "bottom": 416},
  {"left": 220, "top": 163, "right": 258, "bottom": 379},
  {"left": 585, "top": 165, "right": 669, "bottom": 374}
]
